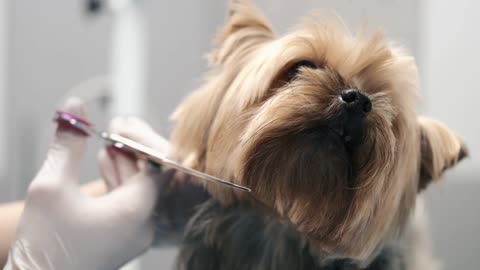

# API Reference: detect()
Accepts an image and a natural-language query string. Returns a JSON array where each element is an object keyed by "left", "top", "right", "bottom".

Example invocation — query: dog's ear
[
  {"left": 209, "top": 0, "right": 275, "bottom": 65},
  {"left": 418, "top": 116, "right": 468, "bottom": 191},
  {"left": 170, "top": 1, "right": 274, "bottom": 176}
]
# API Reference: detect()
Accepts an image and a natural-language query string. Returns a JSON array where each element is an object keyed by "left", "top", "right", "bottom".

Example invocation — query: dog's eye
[{"left": 286, "top": 60, "right": 317, "bottom": 81}]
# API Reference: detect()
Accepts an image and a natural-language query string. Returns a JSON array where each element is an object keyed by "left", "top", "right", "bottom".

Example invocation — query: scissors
[{"left": 53, "top": 111, "right": 251, "bottom": 192}]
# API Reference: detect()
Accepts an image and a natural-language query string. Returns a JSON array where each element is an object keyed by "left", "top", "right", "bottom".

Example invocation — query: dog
[{"left": 167, "top": 1, "right": 467, "bottom": 269}]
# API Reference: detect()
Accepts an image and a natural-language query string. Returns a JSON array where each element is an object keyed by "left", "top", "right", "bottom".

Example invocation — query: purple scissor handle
[{"left": 53, "top": 111, "right": 251, "bottom": 193}]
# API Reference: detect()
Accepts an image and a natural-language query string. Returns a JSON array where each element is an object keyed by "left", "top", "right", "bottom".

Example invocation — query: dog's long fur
[{"left": 169, "top": 1, "right": 467, "bottom": 269}]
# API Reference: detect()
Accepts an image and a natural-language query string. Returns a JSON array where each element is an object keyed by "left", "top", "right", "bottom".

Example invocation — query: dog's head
[{"left": 170, "top": 0, "right": 467, "bottom": 260}]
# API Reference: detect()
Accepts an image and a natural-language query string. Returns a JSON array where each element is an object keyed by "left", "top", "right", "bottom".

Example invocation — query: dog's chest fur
[{"left": 176, "top": 199, "right": 406, "bottom": 270}]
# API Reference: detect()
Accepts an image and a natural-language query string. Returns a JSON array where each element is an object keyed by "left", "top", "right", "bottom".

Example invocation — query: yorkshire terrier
[{"left": 166, "top": 1, "right": 467, "bottom": 269}]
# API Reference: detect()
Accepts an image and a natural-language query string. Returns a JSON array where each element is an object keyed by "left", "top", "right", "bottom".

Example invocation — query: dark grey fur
[
  {"left": 152, "top": 173, "right": 211, "bottom": 246},
  {"left": 175, "top": 199, "right": 406, "bottom": 270}
]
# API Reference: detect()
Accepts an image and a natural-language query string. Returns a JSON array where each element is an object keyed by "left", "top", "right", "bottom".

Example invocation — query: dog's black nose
[
  {"left": 340, "top": 90, "right": 372, "bottom": 114},
  {"left": 335, "top": 89, "right": 371, "bottom": 147}
]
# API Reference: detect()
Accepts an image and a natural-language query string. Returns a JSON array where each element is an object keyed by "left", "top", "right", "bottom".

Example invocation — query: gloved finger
[
  {"left": 115, "top": 116, "right": 170, "bottom": 153},
  {"left": 105, "top": 169, "right": 160, "bottom": 222},
  {"left": 114, "top": 150, "right": 139, "bottom": 184},
  {"left": 36, "top": 97, "right": 88, "bottom": 184},
  {"left": 111, "top": 148, "right": 137, "bottom": 183},
  {"left": 109, "top": 117, "right": 138, "bottom": 182},
  {"left": 114, "top": 117, "right": 170, "bottom": 170},
  {"left": 97, "top": 148, "right": 120, "bottom": 190}
]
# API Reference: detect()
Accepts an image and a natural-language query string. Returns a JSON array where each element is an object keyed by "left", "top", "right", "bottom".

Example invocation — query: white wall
[
  {"left": 0, "top": 0, "right": 7, "bottom": 182},
  {"left": 418, "top": 0, "right": 480, "bottom": 269},
  {"left": 418, "top": 0, "right": 479, "bottom": 181},
  {"left": 4, "top": 1, "right": 112, "bottom": 200}
]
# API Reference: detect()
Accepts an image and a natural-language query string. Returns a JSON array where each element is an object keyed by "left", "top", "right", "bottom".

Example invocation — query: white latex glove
[{"left": 5, "top": 98, "right": 167, "bottom": 270}]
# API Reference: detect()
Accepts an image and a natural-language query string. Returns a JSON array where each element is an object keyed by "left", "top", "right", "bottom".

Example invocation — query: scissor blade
[{"left": 107, "top": 134, "right": 251, "bottom": 192}]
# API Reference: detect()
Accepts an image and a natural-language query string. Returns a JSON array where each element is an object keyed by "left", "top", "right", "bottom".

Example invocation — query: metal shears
[{"left": 53, "top": 111, "right": 251, "bottom": 192}]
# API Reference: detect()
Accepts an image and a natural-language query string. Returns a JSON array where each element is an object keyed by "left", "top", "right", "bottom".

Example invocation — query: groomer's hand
[{"left": 4, "top": 98, "right": 164, "bottom": 270}]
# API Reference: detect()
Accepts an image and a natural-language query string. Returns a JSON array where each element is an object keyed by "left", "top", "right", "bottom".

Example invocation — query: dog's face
[{"left": 170, "top": 1, "right": 467, "bottom": 260}]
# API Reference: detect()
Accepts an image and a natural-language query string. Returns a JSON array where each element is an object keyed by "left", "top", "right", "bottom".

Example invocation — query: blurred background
[{"left": 0, "top": 0, "right": 478, "bottom": 269}]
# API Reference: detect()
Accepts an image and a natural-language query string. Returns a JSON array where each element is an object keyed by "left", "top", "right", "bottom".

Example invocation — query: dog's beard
[
  {"left": 242, "top": 125, "right": 353, "bottom": 235},
  {"left": 234, "top": 87, "right": 400, "bottom": 257}
]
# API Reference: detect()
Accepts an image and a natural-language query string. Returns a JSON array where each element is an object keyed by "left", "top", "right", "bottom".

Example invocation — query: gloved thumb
[{"left": 38, "top": 97, "right": 88, "bottom": 182}]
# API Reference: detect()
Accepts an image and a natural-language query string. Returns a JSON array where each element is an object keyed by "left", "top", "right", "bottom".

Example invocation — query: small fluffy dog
[{"left": 168, "top": 1, "right": 467, "bottom": 269}]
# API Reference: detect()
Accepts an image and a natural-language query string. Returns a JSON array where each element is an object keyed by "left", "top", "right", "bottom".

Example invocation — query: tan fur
[
  {"left": 418, "top": 117, "right": 468, "bottom": 190},
  {"left": 170, "top": 0, "right": 467, "bottom": 262}
]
